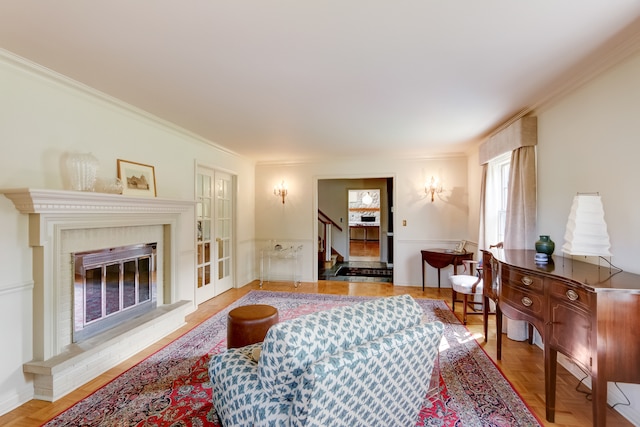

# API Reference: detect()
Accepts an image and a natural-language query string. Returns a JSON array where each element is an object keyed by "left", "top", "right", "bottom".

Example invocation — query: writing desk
[
  {"left": 483, "top": 249, "right": 640, "bottom": 427},
  {"left": 420, "top": 249, "right": 473, "bottom": 290}
]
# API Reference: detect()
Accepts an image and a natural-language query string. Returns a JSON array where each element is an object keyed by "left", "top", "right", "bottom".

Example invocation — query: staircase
[
  {"left": 318, "top": 209, "right": 343, "bottom": 268},
  {"left": 319, "top": 243, "right": 342, "bottom": 269}
]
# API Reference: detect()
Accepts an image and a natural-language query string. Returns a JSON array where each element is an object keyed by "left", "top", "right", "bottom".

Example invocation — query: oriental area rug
[{"left": 43, "top": 291, "right": 541, "bottom": 427}]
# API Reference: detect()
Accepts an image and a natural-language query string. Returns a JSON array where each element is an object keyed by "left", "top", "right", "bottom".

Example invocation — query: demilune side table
[{"left": 420, "top": 249, "right": 474, "bottom": 290}]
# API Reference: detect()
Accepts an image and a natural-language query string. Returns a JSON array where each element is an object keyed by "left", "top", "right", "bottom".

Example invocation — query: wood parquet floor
[
  {"left": 0, "top": 280, "right": 634, "bottom": 427},
  {"left": 349, "top": 239, "right": 380, "bottom": 261}
]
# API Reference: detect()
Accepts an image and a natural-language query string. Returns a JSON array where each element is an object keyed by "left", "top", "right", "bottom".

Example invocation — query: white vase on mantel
[{"left": 64, "top": 152, "right": 99, "bottom": 192}]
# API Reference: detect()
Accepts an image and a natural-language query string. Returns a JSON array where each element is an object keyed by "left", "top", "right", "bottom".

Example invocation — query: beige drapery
[
  {"left": 478, "top": 164, "right": 488, "bottom": 251},
  {"left": 478, "top": 116, "right": 538, "bottom": 250},
  {"left": 504, "top": 146, "right": 537, "bottom": 250},
  {"left": 478, "top": 118, "right": 537, "bottom": 341}
]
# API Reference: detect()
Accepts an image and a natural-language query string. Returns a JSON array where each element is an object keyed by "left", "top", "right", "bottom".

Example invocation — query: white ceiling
[{"left": 2, "top": 1, "right": 640, "bottom": 163}]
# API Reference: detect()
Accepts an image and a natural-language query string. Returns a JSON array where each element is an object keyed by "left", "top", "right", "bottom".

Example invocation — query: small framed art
[
  {"left": 453, "top": 240, "right": 467, "bottom": 253},
  {"left": 117, "top": 159, "right": 157, "bottom": 197}
]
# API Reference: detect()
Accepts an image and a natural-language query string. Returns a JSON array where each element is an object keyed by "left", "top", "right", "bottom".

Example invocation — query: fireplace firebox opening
[{"left": 73, "top": 243, "right": 157, "bottom": 342}]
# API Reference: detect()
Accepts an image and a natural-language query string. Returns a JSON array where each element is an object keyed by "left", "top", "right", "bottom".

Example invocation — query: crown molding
[
  {"left": 485, "top": 17, "right": 640, "bottom": 141},
  {"left": 0, "top": 48, "right": 246, "bottom": 160}
]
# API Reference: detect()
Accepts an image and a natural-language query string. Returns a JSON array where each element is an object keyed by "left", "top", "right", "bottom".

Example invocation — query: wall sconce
[
  {"left": 425, "top": 176, "right": 442, "bottom": 202},
  {"left": 274, "top": 180, "right": 288, "bottom": 204}
]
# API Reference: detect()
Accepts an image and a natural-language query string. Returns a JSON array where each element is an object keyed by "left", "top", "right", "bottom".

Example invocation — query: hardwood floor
[
  {"left": 349, "top": 239, "right": 380, "bottom": 261},
  {"left": 0, "top": 280, "right": 633, "bottom": 426}
]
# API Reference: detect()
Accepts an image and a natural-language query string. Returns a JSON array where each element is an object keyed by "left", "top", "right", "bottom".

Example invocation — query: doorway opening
[
  {"left": 348, "top": 189, "right": 380, "bottom": 261},
  {"left": 317, "top": 177, "right": 394, "bottom": 282}
]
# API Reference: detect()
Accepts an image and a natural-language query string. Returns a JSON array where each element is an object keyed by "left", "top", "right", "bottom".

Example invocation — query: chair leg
[
  {"left": 462, "top": 294, "right": 468, "bottom": 324},
  {"left": 452, "top": 289, "right": 457, "bottom": 311}
]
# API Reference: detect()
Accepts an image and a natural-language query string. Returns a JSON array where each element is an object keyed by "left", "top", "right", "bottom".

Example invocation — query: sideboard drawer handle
[
  {"left": 521, "top": 296, "right": 533, "bottom": 307},
  {"left": 566, "top": 289, "right": 579, "bottom": 301},
  {"left": 521, "top": 276, "right": 533, "bottom": 286}
]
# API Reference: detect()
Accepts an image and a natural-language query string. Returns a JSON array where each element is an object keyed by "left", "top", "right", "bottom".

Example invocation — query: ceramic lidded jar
[{"left": 535, "top": 235, "right": 555, "bottom": 256}]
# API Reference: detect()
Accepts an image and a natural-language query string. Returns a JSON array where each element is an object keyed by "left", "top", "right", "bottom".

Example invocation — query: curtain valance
[{"left": 479, "top": 117, "right": 537, "bottom": 165}]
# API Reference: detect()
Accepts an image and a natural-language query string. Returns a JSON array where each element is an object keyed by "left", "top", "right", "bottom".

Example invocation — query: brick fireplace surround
[{"left": 2, "top": 189, "right": 195, "bottom": 401}]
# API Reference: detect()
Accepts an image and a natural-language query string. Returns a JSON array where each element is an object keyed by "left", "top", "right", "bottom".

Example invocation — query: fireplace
[
  {"left": 1, "top": 188, "right": 196, "bottom": 401},
  {"left": 73, "top": 243, "right": 157, "bottom": 342}
]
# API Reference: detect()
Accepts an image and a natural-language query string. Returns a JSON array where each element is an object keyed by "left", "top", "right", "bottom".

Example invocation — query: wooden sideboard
[{"left": 482, "top": 249, "right": 640, "bottom": 427}]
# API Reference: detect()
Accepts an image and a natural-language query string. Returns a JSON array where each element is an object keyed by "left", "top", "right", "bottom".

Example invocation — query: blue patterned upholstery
[{"left": 209, "top": 295, "right": 444, "bottom": 427}]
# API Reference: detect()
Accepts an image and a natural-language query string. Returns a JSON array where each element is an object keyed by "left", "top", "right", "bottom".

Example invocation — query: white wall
[
  {"left": 535, "top": 51, "right": 640, "bottom": 424},
  {"left": 0, "top": 50, "right": 256, "bottom": 413},
  {"left": 255, "top": 155, "right": 471, "bottom": 286}
]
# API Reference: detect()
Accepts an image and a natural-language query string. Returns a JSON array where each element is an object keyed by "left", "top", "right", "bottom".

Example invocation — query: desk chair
[{"left": 449, "top": 260, "right": 484, "bottom": 325}]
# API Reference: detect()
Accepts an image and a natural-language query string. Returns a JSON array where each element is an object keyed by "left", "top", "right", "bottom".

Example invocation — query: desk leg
[
  {"left": 496, "top": 305, "right": 503, "bottom": 360},
  {"left": 593, "top": 373, "right": 607, "bottom": 427},
  {"left": 544, "top": 347, "right": 558, "bottom": 423},
  {"left": 437, "top": 268, "right": 441, "bottom": 289}
]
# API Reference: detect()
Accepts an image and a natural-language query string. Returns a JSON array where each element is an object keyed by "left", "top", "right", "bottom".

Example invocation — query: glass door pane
[{"left": 196, "top": 171, "right": 213, "bottom": 297}]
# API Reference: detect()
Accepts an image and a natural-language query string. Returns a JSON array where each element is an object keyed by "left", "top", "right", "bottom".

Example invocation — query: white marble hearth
[{"left": 1, "top": 188, "right": 196, "bottom": 401}]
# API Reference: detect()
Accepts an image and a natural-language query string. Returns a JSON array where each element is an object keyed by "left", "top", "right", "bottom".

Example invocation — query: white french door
[
  {"left": 214, "top": 170, "right": 234, "bottom": 295},
  {"left": 195, "top": 167, "right": 234, "bottom": 304}
]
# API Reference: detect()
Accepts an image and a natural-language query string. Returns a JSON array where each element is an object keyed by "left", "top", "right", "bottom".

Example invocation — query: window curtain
[
  {"left": 500, "top": 145, "right": 537, "bottom": 341},
  {"left": 478, "top": 164, "right": 488, "bottom": 251},
  {"left": 479, "top": 117, "right": 537, "bottom": 342},
  {"left": 504, "top": 146, "right": 537, "bottom": 250},
  {"left": 479, "top": 116, "right": 537, "bottom": 250}
]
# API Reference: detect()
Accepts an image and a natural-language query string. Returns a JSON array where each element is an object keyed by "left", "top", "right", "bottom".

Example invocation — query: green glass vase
[{"left": 535, "top": 235, "right": 555, "bottom": 256}]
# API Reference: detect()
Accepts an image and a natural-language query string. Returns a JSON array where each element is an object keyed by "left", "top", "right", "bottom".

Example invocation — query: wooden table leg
[
  {"left": 593, "top": 371, "right": 607, "bottom": 427},
  {"left": 496, "top": 305, "right": 503, "bottom": 361},
  {"left": 544, "top": 347, "right": 557, "bottom": 422}
]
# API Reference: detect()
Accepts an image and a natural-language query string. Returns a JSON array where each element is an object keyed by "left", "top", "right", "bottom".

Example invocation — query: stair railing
[{"left": 318, "top": 209, "right": 342, "bottom": 263}]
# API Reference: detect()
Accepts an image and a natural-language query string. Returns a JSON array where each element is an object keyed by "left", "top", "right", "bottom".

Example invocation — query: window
[{"left": 486, "top": 152, "right": 511, "bottom": 245}]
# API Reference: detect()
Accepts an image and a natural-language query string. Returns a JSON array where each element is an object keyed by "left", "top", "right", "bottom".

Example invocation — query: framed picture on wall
[{"left": 117, "top": 159, "right": 157, "bottom": 197}]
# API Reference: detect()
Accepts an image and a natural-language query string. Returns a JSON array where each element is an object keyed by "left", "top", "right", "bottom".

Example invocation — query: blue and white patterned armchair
[{"left": 208, "top": 294, "right": 444, "bottom": 427}]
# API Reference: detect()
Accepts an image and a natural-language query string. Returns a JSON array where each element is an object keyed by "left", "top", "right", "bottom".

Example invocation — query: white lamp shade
[{"left": 562, "top": 194, "right": 611, "bottom": 257}]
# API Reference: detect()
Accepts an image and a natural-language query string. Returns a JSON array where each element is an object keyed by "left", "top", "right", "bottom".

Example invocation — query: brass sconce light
[
  {"left": 274, "top": 180, "right": 288, "bottom": 204},
  {"left": 425, "top": 176, "right": 442, "bottom": 202}
]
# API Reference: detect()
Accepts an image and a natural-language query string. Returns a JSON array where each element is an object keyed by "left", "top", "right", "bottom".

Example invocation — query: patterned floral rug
[{"left": 43, "top": 291, "right": 541, "bottom": 426}]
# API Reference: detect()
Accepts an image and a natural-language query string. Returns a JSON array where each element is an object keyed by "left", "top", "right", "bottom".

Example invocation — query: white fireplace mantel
[
  {"left": 2, "top": 188, "right": 194, "bottom": 214},
  {"left": 1, "top": 188, "right": 196, "bottom": 401}
]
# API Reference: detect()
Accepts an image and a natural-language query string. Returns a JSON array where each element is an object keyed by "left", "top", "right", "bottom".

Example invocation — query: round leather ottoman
[{"left": 227, "top": 304, "right": 279, "bottom": 349}]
